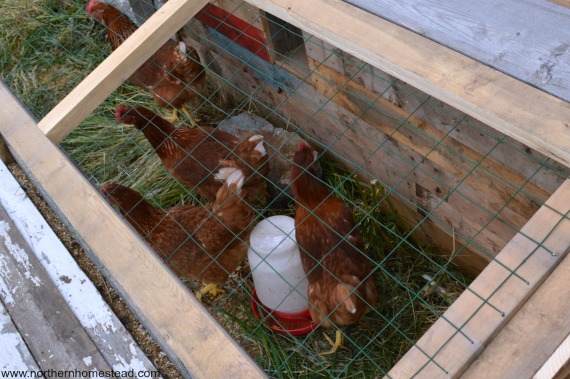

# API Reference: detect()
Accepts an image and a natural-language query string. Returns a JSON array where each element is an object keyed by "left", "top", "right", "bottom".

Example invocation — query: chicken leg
[
  {"left": 164, "top": 107, "right": 198, "bottom": 127},
  {"left": 321, "top": 330, "right": 347, "bottom": 355},
  {"left": 181, "top": 105, "right": 198, "bottom": 128},
  {"left": 195, "top": 283, "right": 225, "bottom": 303}
]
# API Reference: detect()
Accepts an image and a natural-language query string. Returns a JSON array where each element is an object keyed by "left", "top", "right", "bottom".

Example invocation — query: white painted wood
[
  {"left": 0, "top": 304, "right": 39, "bottom": 371},
  {"left": 346, "top": 0, "right": 570, "bottom": 103},
  {"left": 0, "top": 205, "right": 112, "bottom": 372},
  {"left": 534, "top": 333, "right": 570, "bottom": 379},
  {"left": 0, "top": 160, "right": 158, "bottom": 374}
]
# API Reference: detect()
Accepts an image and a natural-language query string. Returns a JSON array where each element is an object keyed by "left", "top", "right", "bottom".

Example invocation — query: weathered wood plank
[
  {"left": 388, "top": 179, "right": 570, "bottom": 378},
  {"left": 306, "top": 55, "right": 553, "bottom": 225},
  {"left": 0, "top": 303, "right": 39, "bottom": 371},
  {"left": 0, "top": 205, "right": 111, "bottom": 372},
  {"left": 38, "top": 0, "right": 210, "bottom": 144},
  {"left": 461, "top": 251, "right": 570, "bottom": 379},
  {"left": 304, "top": 36, "right": 570, "bottom": 197},
  {"left": 245, "top": 0, "right": 570, "bottom": 170},
  {"left": 345, "top": 0, "right": 570, "bottom": 103},
  {"left": 0, "top": 82, "right": 266, "bottom": 379},
  {"left": 0, "top": 159, "right": 158, "bottom": 374}
]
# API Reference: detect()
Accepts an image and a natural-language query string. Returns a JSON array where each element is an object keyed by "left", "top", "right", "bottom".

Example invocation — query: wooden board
[
  {"left": 244, "top": 0, "right": 570, "bottom": 170},
  {"left": 303, "top": 35, "right": 570, "bottom": 198},
  {"left": 38, "top": 0, "right": 211, "bottom": 144},
  {"left": 387, "top": 179, "right": 570, "bottom": 378},
  {"left": 461, "top": 251, "right": 570, "bottom": 379},
  {"left": 0, "top": 82, "right": 266, "bottom": 378},
  {"left": 0, "top": 159, "right": 158, "bottom": 373},
  {"left": 0, "top": 303, "right": 39, "bottom": 371},
  {"left": 0, "top": 204, "right": 111, "bottom": 371},
  {"left": 345, "top": 0, "right": 570, "bottom": 103},
  {"left": 303, "top": 53, "right": 564, "bottom": 256}
]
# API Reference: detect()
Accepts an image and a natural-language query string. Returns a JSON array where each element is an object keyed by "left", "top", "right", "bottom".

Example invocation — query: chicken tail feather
[
  {"left": 224, "top": 168, "right": 245, "bottom": 191},
  {"left": 215, "top": 167, "right": 241, "bottom": 183},
  {"left": 248, "top": 134, "right": 267, "bottom": 157}
]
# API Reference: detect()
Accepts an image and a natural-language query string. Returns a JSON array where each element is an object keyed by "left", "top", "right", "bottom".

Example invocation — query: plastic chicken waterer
[{"left": 248, "top": 215, "right": 316, "bottom": 335}]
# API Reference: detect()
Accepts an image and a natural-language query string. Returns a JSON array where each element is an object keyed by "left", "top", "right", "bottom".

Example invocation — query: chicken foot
[
  {"left": 164, "top": 107, "right": 198, "bottom": 127},
  {"left": 195, "top": 283, "right": 225, "bottom": 303},
  {"left": 164, "top": 108, "right": 181, "bottom": 124},
  {"left": 321, "top": 329, "right": 347, "bottom": 355},
  {"left": 181, "top": 106, "right": 198, "bottom": 128}
]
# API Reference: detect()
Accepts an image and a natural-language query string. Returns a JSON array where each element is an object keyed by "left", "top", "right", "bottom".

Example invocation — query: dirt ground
[{"left": 7, "top": 162, "right": 183, "bottom": 379}]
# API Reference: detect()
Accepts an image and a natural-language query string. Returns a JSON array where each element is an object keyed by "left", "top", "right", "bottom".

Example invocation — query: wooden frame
[
  {"left": 245, "top": 0, "right": 570, "bottom": 169},
  {"left": 1, "top": 0, "right": 570, "bottom": 377}
]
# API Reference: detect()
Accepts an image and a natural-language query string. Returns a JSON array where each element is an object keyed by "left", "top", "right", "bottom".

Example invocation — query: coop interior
[{"left": 1, "top": 0, "right": 570, "bottom": 378}]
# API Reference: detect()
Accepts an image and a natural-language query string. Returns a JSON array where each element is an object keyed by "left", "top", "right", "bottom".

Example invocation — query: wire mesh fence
[{"left": 1, "top": 0, "right": 570, "bottom": 378}]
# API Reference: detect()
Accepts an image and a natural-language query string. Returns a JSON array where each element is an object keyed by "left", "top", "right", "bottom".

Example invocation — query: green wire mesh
[{"left": 1, "top": 0, "right": 569, "bottom": 378}]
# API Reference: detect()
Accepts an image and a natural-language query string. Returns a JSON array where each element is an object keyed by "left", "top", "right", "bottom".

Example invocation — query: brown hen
[
  {"left": 101, "top": 168, "right": 253, "bottom": 300},
  {"left": 291, "top": 142, "right": 377, "bottom": 354},
  {"left": 115, "top": 105, "right": 268, "bottom": 203},
  {"left": 86, "top": 0, "right": 205, "bottom": 123}
]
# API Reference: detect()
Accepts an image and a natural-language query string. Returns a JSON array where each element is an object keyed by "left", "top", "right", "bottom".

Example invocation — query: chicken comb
[
  {"left": 86, "top": 0, "right": 100, "bottom": 15},
  {"left": 297, "top": 141, "right": 312, "bottom": 152},
  {"left": 115, "top": 105, "right": 130, "bottom": 120}
]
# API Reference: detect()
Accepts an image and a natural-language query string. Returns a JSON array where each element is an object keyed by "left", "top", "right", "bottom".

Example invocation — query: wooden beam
[
  {"left": 246, "top": 0, "right": 570, "bottom": 169},
  {"left": 460, "top": 251, "right": 570, "bottom": 379},
  {"left": 38, "top": 0, "right": 209, "bottom": 144},
  {"left": 0, "top": 83, "right": 266, "bottom": 378},
  {"left": 387, "top": 179, "right": 570, "bottom": 378}
]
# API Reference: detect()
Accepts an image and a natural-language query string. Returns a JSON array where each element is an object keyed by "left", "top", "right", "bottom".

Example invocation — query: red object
[
  {"left": 196, "top": 3, "right": 271, "bottom": 62},
  {"left": 250, "top": 289, "right": 318, "bottom": 336}
]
